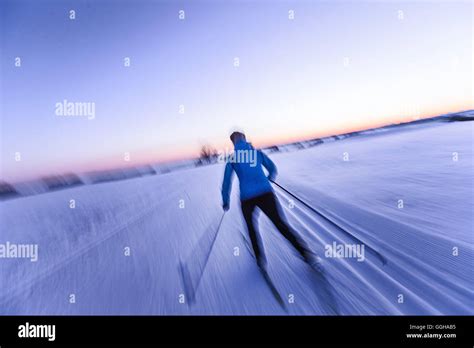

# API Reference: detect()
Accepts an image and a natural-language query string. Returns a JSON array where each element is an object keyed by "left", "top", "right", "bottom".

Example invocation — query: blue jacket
[{"left": 221, "top": 140, "right": 277, "bottom": 205}]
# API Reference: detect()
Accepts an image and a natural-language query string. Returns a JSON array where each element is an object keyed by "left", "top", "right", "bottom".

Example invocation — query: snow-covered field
[{"left": 0, "top": 119, "right": 472, "bottom": 315}]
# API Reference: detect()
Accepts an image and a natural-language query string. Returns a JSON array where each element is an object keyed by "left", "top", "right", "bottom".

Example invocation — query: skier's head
[{"left": 230, "top": 131, "right": 246, "bottom": 145}]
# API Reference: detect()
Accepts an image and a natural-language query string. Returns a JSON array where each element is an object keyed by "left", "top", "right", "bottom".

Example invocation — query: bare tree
[{"left": 199, "top": 145, "right": 218, "bottom": 164}]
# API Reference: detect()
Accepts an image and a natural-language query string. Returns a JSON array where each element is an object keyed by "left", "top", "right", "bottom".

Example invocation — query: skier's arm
[
  {"left": 260, "top": 151, "right": 277, "bottom": 181},
  {"left": 221, "top": 162, "right": 234, "bottom": 209}
]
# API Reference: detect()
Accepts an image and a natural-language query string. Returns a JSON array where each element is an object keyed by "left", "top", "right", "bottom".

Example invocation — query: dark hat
[{"left": 230, "top": 131, "right": 245, "bottom": 143}]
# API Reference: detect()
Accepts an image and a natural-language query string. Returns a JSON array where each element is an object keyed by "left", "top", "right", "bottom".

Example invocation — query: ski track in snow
[{"left": 0, "top": 120, "right": 473, "bottom": 314}]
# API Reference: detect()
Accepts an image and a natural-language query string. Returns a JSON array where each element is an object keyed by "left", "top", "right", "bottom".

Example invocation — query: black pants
[{"left": 241, "top": 192, "right": 308, "bottom": 268}]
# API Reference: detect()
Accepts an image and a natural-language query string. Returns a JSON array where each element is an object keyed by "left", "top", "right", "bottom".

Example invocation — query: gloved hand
[{"left": 222, "top": 203, "right": 230, "bottom": 211}]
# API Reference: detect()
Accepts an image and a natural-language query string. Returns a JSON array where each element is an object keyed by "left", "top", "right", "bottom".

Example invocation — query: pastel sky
[{"left": 1, "top": 0, "right": 472, "bottom": 182}]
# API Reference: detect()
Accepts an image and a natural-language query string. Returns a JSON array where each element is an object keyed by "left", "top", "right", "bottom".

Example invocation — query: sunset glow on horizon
[{"left": 1, "top": 0, "right": 472, "bottom": 183}]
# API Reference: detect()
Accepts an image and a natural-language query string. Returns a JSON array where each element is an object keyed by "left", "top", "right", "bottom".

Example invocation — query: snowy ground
[{"left": 0, "top": 119, "right": 472, "bottom": 315}]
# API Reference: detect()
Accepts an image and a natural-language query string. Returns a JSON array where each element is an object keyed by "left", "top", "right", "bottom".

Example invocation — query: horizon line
[{"left": 3, "top": 107, "right": 472, "bottom": 185}]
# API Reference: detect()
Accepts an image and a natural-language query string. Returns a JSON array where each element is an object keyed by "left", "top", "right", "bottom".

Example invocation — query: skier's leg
[
  {"left": 241, "top": 198, "right": 267, "bottom": 269},
  {"left": 258, "top": 192, "right": 323, "bottom": 270},
  {"left": 257, "top": 192, "right": 309, "bottom": 257}
]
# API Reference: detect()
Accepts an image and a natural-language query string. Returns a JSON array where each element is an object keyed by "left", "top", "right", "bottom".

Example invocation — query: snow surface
[{"left": 0, "top": 120, "right": 472, "bottom": 315}]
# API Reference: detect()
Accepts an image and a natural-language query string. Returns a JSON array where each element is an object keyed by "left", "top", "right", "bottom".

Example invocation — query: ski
[
  {"left": 305, "top": 263, "right": 340, "bottom": 315},
  {"left": 240, "top": 232, "right": 287, "bottom": 311},
  {"left": 259, "top": 267, "right": 287, "bottom": 312},
  {"left": 243, "top": 226, "right": 333, "bottom": 313}
]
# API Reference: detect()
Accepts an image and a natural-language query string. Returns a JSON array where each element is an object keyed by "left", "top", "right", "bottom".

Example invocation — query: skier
[{"left": 221, "top": 131, "right": 321, "bottom": 272}]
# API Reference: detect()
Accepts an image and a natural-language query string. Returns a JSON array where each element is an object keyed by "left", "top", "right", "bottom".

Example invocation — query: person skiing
[{"left": 221, "top": 131, "right": 321, "bottom": 272}]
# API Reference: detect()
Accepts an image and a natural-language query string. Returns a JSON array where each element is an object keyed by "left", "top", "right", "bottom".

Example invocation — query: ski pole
[
  {"left": 196, "top": 211, "right": 226, "bottom": 287},
  {"left": 270, "top": 180, "right": 387, "bottom": 266},
  {"left": 180, "top": 211, "right": 226, "bottom": 303}
]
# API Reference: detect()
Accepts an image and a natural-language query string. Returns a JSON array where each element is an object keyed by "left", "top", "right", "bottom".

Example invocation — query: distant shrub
[
  {"left": 199, "top": 145, "right": 218, "bottom": 164},
  {"left": 0, "top": 181, "right": 20, "bottom": 200}
]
